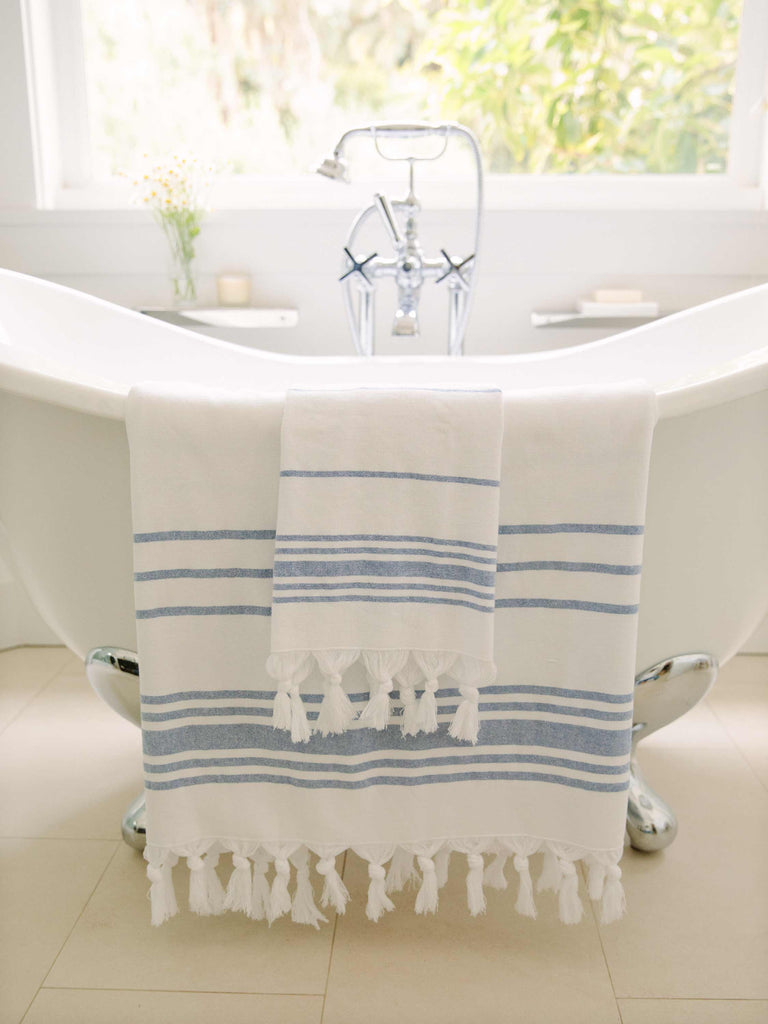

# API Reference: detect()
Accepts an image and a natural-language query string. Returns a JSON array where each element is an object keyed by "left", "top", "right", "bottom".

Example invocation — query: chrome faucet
[{"left": 316, "top": 123, "right": 483, "bottom": 356}]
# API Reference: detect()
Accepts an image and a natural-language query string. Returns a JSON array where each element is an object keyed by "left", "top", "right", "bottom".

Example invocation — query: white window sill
[{"left": 23, "top": 174, "right": 766, "bottom": 214}]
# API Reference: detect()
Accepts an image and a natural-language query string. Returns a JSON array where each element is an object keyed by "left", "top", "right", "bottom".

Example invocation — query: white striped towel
[
  {"left": 125, "top": 380, "right": 657, "bottom": 929},
  {"left": 268, "top": 388, "right": 503, "bottom": 746}
]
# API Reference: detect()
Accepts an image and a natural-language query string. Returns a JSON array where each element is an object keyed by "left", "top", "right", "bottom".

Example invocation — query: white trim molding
[{"left": 8, "top": 0, "right": 768, "bottom": 213}]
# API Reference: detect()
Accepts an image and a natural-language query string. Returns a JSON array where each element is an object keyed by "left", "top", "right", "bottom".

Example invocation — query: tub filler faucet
[{"left": 316, "top": 122, "right": 483, "bottom": 356}]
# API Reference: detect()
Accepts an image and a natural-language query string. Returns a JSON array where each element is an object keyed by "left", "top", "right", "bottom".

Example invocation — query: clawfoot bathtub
[{"left": 1, "top": 269, "right": 766, "bottom": 850}]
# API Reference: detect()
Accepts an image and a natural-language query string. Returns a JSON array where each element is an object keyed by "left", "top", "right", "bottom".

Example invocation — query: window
[{"left": 21, "top": 0, "right": 768, "bottom": 206}]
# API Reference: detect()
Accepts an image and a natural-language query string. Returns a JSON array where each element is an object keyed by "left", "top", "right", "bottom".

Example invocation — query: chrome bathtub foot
[
  {"left": 122, "top": 792, "right": 147, "bottom": 851},
  {"left": 85, "top": 647, "right": 141, "bottom": 727},
  {"left": 628, "top": 652, "right": 718, "bottom": 852},
  {"left": 85, "top": 648, "right": 146, "bottom": 848}
]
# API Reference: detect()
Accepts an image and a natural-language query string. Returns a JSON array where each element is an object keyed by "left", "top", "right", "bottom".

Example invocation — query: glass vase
[{"left": 160, "top": 213, "right": 200, "bottom": 308}]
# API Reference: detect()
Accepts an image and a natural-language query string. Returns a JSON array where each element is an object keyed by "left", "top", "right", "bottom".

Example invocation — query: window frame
[{"left": 20, "top": 0, "right": 768, "bottom": 212}]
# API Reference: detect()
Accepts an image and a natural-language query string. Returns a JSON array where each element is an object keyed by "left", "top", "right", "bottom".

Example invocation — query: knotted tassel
[
  {"left": 204, "top": 852, "right": 226, "bottom": 915},
  {"left": 395, "top": 659, "right": 421, "bottom": 736},
  {"left": 448, "top": 655, "right": 494, "bottom": 745},
  {"left": 224, "top": 853, "right": 253, "bottom": 915},
  {"left": 587, "top": 857, "right": 606, "bottom": 902},
  {"left": 315, "top": 673, "right": 356, "bottom": 735},
  {"left": 466, "top": 853, "right": 487, "bottom": 916},
  {"left": 361, "top": 651, "right": 408, "bottom": 731},
  {"left": 513, "top": 854, "right": 537, "bottom": 919},
  {"left": 386, "top": 847, "right": 417, "bottom": 894},
  {"left": 266, "top": 652, "right": 312, "bottom": 742},
  {"left": 484, "top": 852, "right": 508, "bottom": 890},
  {"left": 418, "top": 677, "right": 440, "bottom": 733},
  {"left": 537, "top": 846, "right": 561, "bottom": 893},
  {"left": 434, "top": 847, "right": 451, "bottom": 889},
  {"left": 250, "top": 858, "right": 271, "bottom": 921},
  {"left": 414, "top": 856, "right": 439, "bottom": 915},
  {"left": 600, "top": 864, "right": 626, "bottom": 924},
  {"left": 557, "top": 859, "right": 583, "bottom": 925},
  {"left": 187, "top": 855, "right": 211, "bottom": 915},
  {"left": 146, "top": 854, "right": 178, "bottom": 926},
  {"left": 366, "top": 863, "right": 395, "bottom": 922},
  {"left": 268, "top": 856, "right": 293, "bottom": 923},
  {"left": 413, "top": 652, "right": 456, "bottom": 734},
  {"left": 314, "top": 650, "right": 359, "bottom": 736},
  {"left": 316, "top": 856, "right": 349, "bottom": 914},
  {"left": 291, "top": 848, "right": 327, "bottom": 929},
  {"left": 448, "top": 684, "right": 480, "bottom": 743}
]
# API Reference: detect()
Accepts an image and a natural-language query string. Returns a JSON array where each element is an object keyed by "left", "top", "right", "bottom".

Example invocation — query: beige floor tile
[
  {"left": 618, "top": 999, "right": 768, "bottom": 1024},
  {"left": 23, "top": 989, "right": 323, "bottom": 1024},
  {"left": 46, "top": 844, "right": 335, "bottom": 995},
  {"left": 0, "top": 837, "right": 116, "bottom": 1024},
  {"left": 323, "top": 852, "right": 621, "bottom": 1024},
  {"left": 0, "top": 646, "right": 72, "bottom": 734},
  {"left": 0, "top": 663, "right": 142, "bottom": 840},
  {"left": 598, "top": 705, "right": 768, "bottom": 999},
  {"left": 707, "top": 655, "right": 768, "bottom": 791}
]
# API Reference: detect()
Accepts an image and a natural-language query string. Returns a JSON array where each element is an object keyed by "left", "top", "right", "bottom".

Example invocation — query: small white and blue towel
[
  {"left": 126, "top": 380, "right": 656, "bottom": 930},
  {"left": 268, "top": 388, "right": 503, "bottom": 746}
]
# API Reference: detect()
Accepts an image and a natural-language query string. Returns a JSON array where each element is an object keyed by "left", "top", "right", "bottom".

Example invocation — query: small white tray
[{"left": 179, "top": 308, "right": 298, "bottom": 328}]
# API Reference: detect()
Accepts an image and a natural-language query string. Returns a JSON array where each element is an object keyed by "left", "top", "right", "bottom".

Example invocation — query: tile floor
[{"left": 0, "top": 646, "right": 766, "bottom": 1024}]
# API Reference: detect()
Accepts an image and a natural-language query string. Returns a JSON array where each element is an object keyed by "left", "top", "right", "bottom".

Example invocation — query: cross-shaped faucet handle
[
  {"left": 436, "top": 250, "right": 474, "bottom": 290},
  {"left": 340, "top": 248, "right": 378, "bottom": 285}
]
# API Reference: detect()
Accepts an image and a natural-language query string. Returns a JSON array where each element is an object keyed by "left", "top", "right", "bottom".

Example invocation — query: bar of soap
[{"left": 592, "top": 289, "right": 643, "bottom": 303}]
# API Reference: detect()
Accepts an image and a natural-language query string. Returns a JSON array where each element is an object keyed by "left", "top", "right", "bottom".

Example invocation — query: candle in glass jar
[{"left": 216, "top": 274, "right": 252, "bottom": 307}]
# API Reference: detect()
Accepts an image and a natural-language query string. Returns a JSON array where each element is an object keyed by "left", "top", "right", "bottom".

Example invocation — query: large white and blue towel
[
  {"left": 126, "top": 381, "right": 656, "bottom": 929},
  {"left": 267, "top": 388, "right": 503, "bottom": 747}
]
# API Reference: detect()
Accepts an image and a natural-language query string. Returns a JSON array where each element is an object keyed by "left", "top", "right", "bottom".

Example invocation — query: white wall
[{"left": 0, "top": 0, "right": 766, "bottom": 650}]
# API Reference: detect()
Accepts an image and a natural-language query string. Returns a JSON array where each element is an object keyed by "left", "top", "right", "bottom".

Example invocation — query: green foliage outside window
[{"left": 83, "top": 0, "right": 742, "bottom": 177}]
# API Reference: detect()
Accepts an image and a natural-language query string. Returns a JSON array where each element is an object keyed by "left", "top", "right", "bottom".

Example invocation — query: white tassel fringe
[
  {"left": 466, "top": 853, "right": 487, "bottom": 916},
  {"left": 251, "top": 858, "right": 271, "bottom": 921},
  {"left": 513, "top": 854, "right": 537, "bottom": 919},
  {"left": 316, "top": 856, "right": 350, "bottom": 914},
  {"left": 268, "top": 856, "right": 293, "bottom": 924},
  {"left": 483, "top": 852, "right": 508, "bottom": 891},
  {"left": 557, "top": 859, "right": 583, "bottom": 925},
  {"left": 366, "top": 863, "right": 395, "bottom": 922},
  {"left": 414, "top": 856, "right": 439, "bottom": 914},
  {"left": 224, "top": 854, "right": 253, "bottom": 915},
  {"left": 291, "top": 848, "right": 327, "bottom": 928},
  {"left": 386, "top": 848, "right": 417, "bottom": 893},
  {"left": 600, "top": 864, "right": 626, "bottom": 924},
  {"left": 148, "top": 840, "right": 625, "bottom": 927}
]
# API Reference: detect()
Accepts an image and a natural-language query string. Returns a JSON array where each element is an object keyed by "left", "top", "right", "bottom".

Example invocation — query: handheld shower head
[{"left": 315, "top": 154, "right": 349, "bottom": 183}]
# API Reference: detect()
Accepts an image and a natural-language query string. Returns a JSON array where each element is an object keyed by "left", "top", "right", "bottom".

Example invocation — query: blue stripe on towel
[
  {"left": 272, "top": 581, "right": 494, "bottom": 601},
  {"left": 140, "top": 684, "right": 633, "bottom": 706},
  {"left": 135, "top": 568, "right": 273, "bottom": 581},
  {"left": 134, "top": 529, "right": 276, "bottom": 542},
  {"left": 144, "top": 751, "right": 630, "bottom": 776},
  {"left": 496, "top": 561, "right": 641, "bottom": 575},
  {"left": 499, "top": 523, "right": 643, "bottom": 535},
  {"left": 142, "top": 718, "right": 632, "bottom": 758},
  {"left": 277, "top": 533, "right": 497, "bottom": 551},
  {"left": 144, "top": 770, "right": 629, "bottom": 793},
  {"left": 280, "top": 470, "right": 500, "bottom": 487},
  {"left": 136, "top": 604, "right": 272, "bottom": 619},
  {"left": 496, "top": 598, "right": 639, "bottom": 614},
  {"left": 273, "top": 559, "right": 495, "bottom": 587},
  {"left": 274, "top": 545, "right": 496, "bottom": 565},
  {"left": 273, "top": 594, "right": 494, "bottom": 613},
  {"left": 141, "top": 701, "right": 630, "bottom": 723}
]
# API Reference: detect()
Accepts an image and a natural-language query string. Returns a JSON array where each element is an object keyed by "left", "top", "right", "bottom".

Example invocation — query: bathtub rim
[{"left": 1, "top": 269, "right": 767, "bottom": 423}]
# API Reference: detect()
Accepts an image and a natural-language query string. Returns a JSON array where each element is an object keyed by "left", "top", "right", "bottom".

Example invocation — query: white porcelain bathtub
[{"left": 0, "top": 268, "right": 767, "bottom": 676}]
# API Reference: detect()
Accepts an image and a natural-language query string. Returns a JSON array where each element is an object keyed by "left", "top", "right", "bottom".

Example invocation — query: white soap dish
[{"left": 178, "top": 308, "right": 298, "bottom": 328}]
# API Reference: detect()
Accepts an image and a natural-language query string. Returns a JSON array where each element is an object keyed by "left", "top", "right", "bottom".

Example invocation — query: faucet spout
[{"left": 393, "top": 308, "right": 419, "bottom": 337}]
